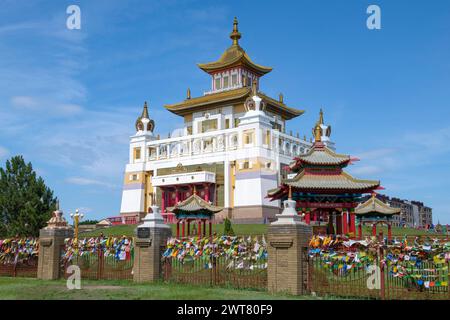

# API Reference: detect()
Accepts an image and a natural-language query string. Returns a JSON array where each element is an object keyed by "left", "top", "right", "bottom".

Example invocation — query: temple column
[
  {"left": 305, "top": 210, "right": 311, "bottom": 225},
  {"left": 202, "top": 220, "right": 206, "bottom": 237},
  {"left": 372, "top": 223, "right": 377, "bottom": 236},
  {"left": 349, "top": 210, "right": 356, "bottom": 237},
  {"left": 342, "top": 210, "right": 348, "bottom": 234},
  {"left": 327, "top": 212, "right": 335, "bottom": 234},
  {"left": 175, "top": 187, "right": 179, "bottom": 203},
  {"left": 182, "top": 219, "right": 186, "bottom": 237},
  {"left": 161, "top": 188, "right": 166, "bottom": 213},
  {"left": 187, "top": 220, "right": 190, "bottom": 236},
  {"left": 198, "top": 220, "right": 202, "bottom": 237},
  {"left": 176, "top": 221, "right": 180, "bottom": 238},
  {"left": 336, "top": 212, "right": 343, "bottom": 235},
  {"left": 209, "top": 221, "right": 212, "bottom": 237}
]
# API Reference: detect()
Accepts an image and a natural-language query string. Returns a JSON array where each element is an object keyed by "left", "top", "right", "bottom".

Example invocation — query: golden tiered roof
[
  {"left": 280, "top": 171, "right": 379, "bottom": 192},
  {"left": 164, "top": 86, "right": 304, "bottom": 120},
  {"left": 355, "top": 194, "right": 401, "bottom": 216},
  {"left": 197, "top": 18, "right": 272, "bottom": 76},
  {"left": 167, "top": 194, "right": 223, "bottom": 215},
  {"left": 289, "top": 145, "right": 350, "bottom": 169}
]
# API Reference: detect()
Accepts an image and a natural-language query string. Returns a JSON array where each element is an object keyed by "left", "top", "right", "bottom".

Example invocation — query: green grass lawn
[
  {"left": 0, "top": 277, "right": 325, "bottom": 300},
  {"left": 80, "top": 222, "right": 445, "bottom": 239}
]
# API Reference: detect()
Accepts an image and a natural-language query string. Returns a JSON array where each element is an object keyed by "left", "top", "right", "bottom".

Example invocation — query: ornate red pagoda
[
  {"left": 268, "top": 110, "right": 383, "bottom": 236},
  {"left": 167, "top": 191, "right": 222, "bottom": 238},
  {"left": 355, "top": 193, "right": 401, "bottom": 240}
]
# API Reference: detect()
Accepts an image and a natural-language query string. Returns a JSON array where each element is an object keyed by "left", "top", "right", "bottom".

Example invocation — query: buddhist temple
[
  {"left": 268, "top": 110, "right": 382, "bottom": 236},
  {"left": 355, "top": 193, "right": 401, "bottom": 240},
  {"left": 119, "top": 18, "right": 331, "bottom": 223},
  {"left": 167, "top": 193, "right": 222, "bottom": 238}
]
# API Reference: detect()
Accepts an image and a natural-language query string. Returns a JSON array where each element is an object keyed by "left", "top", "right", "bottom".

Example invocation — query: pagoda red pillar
[
  {"left": 176, "top": 221, "right": 180, "bottom": 238},
  {"left": 175, "top": 187, "right": 179, "bottom": 203},
  {"left": 305, "top": 210, "right": 311, "bottom": 225},
  {"left": 209, "top": 221, "right": 212, "bottom": 237},
  {"left": 187, "top": 220, "right": 190, "bottom": 236},
  {"left": 182, "top": 220, "right": 186, "bottom": 237},
  {"left": 336, "top": 213, "right": 343, "bottom": 235},
  {"left": 342, "top": 210, "right": 348, "bottom": 234},
  {"left": 372, "top": 224, "right": 377, "bottom": 236},
  {"left": 350, "top": 211, "right": 356, "bottom": 237},
  {"left": 327, "top": 212, "right": 335, "bottom": 234},
  {"left": 198, "top": 220, "right": 202, "bottom": 237}
]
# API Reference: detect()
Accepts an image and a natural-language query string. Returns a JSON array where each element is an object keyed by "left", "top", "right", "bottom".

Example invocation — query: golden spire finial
[
  {"left": 279, "top": 93, "right": 284, "bottom": 103},
  {"left": 313, "top": 109, "right": 323, "bottom": 142},
  {"left": 251, "top": 78, "right": 257, "bottom": 96},
  {"left": 187, "top": 88, "right": 191, "bottom": 99},
  {"left": 288, "top": 185, "right": 292, "bottom": 200},
  {"left": 230, "top": 17, "right": 241, "bottom": 46},
  {"left": 141, "top": 101, "right": 149, "bottom": 119},
  {"left": 319, "top": 108, "right": 324, "bottom": 125}
]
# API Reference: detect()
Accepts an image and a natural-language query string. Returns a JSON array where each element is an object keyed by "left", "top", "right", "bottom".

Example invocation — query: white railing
[{"left": 141, "top": 127, "right": 313, "bottom": 162}]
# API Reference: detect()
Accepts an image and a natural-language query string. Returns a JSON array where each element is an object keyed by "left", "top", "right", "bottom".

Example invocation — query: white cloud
[
  {"left": 66, "top": 177, "right": 118, "bottom": 189},
  {"left": 57, "top": 104, "right": 84, "bottom": 116},
  {"left": 11, "top": 95, "right": 39, "bottom": 109},
  {"left": 0, "top": 146, "right": 9, "bottom": 159}
]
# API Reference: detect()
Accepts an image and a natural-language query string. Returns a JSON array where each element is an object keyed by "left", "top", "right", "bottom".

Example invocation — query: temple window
[
  {"left": 187, "top": 126, "right": 192, "bottom": 135},
  {"left": 265, "top": 130, "right": 271, "bottom": 145},
  {"left": 133, "top": 147, "right": 141, "bottom": 160},
  {"left": 232, "top": 74, "right": 238, "bottom": 86},
  {"left": 200, "top": 119, "right": 218, "bottom": 133},
  {"left": 243, "top": 161, "right": 250, "bottom": 169},
  {"left": 223, "top": 76, "right": 229, "bottom": 88},
  {"left": 225, "top": 118, "right": 230, "bottom": 129},
  {"left": 234, "top": 118, "right": 240, "bottom": 128},
  {"left": 215, "top": 77, "right": 221, "bottom": 90},
  {"left": 244, "top": 132, "right": 253, "bottom": 144}
]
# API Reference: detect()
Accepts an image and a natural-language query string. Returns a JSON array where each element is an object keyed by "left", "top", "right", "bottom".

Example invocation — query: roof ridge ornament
[
  {"left": 135, "top": 101, "right": 155, "bottom": 133},
  {"left": 230, "top": 17, "right": 241, "bottom": 46}
]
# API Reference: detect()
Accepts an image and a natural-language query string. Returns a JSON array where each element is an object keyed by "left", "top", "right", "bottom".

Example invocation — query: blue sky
[{"left": 1, "top": 0, "right": 449, "bottom": 223}]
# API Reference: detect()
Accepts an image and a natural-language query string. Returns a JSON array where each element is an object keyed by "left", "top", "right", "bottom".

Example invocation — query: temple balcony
[
  {"left": 133, "top": 126, "right": 313, "bottom": 163},
  {"left": 152, "top": 171, "right": 216, "bottom": 187}
]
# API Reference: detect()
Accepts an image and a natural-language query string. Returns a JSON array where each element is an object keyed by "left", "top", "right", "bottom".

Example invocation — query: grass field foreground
[{"left": 0, "top": 277, "right": 328, "bottom": 300}]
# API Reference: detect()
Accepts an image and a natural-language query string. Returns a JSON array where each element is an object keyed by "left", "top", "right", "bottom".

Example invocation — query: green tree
[
  {"left": 223, "top": 218, "right": 235, "bottom": 236},
  {"left": 0, "top": 156, "right": 57, "bottom": 237}
]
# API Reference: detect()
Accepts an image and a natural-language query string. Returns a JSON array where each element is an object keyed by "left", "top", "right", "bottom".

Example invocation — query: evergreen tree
[
  {"left": 0, "top": 156, "right": 57, "bottom": 237},
  {"left": 223, "top": 218, "right": 235, "bottom": 236}
]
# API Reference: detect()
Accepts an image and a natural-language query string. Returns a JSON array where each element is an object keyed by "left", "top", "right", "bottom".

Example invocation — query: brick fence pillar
[
  {"left": 133, "top": 205, "right": 172, "bottom": 283},
  {"left": 37, "top": 206, "right": 73, "bottom": 280},
  {"left": 268, "top": 198, "right": 312, "bottom": 295}
]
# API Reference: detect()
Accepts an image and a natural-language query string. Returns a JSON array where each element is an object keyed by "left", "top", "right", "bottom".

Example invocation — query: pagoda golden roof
[
  {"left": 167, "top": 194, "right": 223, "bottom": 215},
  {"left": 267, "top": 171, "right": 380, "bottom": 197},
  {"left": 164, "top": 87, "right": 304, "bottom": 120},
  {"left": 355, "top": 194, "right": 401, "bottom": 216},
  {"left": 289, "top": 144, "right": 350, "bottom": 169},
  {"left": 197, "top": 18, "right": 272, "bottom": 76}
]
